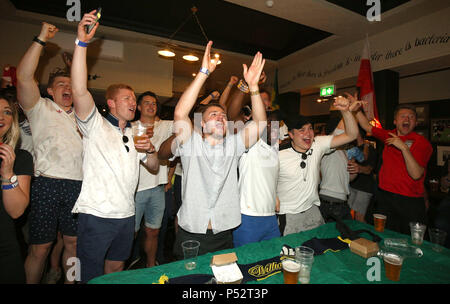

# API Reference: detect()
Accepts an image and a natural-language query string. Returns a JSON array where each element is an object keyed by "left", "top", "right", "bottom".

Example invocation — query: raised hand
[
  {"left": 229, "top": 76, "right": 239, "bottom": 86},
  {"left": 243, "top": 52, "right": 266, "bottom": 90},
  {"left": 344, "top": 92, "right": 366, "bottom": 112},
  {"left": 333, "top": 95, "right": 350, "bottom": 111},
  {"left": 77, "top": 10, "right": 100, "bottom": 43},
  {"left": 210, "top": 91, "right": 220, "bottom": 100},
  {"left": 201, "top": 41, "right": 219, "bottom": 74},
  {"left": 37, "top": 22, "right": 58, "bottom": 42}
]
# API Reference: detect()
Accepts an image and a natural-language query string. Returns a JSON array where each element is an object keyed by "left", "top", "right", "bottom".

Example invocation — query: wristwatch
[{"left": 2, "top": 175, "right": 17, "bottom": 184}]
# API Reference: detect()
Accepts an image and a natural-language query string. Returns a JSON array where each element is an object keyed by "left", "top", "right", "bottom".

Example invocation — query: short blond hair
[{"left": 105, "top": 84, "right": 134, "bottom": 100}]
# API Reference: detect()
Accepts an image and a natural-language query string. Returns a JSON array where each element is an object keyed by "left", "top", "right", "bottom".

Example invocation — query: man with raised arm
[
  {"left": 70, "top": 11, "right": 159, "bottom": 283},
  {"left": 350, "top": 93, "right": 432, "bottom": 234},
  {"left": 17, "top": 22, "right": 82, "bottom": 284},
  {"left": 171, "top": 42, "right": 267, "bottom": 258},
  {"left": 277, "top": 97, "right": 359, "bottom": 236}
]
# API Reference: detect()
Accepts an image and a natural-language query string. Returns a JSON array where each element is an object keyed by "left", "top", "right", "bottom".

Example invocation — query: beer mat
[{"left": 301, "top": 237, "right": 349, "bottom": 255}]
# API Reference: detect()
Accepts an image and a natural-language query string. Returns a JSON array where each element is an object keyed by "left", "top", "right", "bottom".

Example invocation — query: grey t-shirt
[{"left": 174, "top": 131, "right": 246, "bottom": 234}]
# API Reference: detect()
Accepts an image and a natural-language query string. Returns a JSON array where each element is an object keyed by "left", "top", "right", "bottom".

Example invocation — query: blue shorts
[
  {"left": 76, "top": 213, "right": 134, "bottom": 283},
  {"left": 232, "top": 214, "right": 280, "bottom": 248},
  {"left": 135, "top": 185, "right": 165, "bottom": 231}
]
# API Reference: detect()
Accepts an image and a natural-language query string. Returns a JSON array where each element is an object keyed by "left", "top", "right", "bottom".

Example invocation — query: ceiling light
[
  {"left": 192, "top": 73, "right": 197, "bottom": 77},
  {"left": 183, "top": 54, "right": 199, "bottom": 62},
  {"left": 157, "top": 48, "right": 175, "bottom": 58},
  {"left": 157, "top": 6, "right": 215, "bottom": 63},
  {"left": 210, "top": 59, "right": 222, "bottom": 65}
]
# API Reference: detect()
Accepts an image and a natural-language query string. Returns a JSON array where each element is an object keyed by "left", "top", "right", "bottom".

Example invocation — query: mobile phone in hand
[{"left": 85, "top": 7, "right": 102, "bottom": 34}]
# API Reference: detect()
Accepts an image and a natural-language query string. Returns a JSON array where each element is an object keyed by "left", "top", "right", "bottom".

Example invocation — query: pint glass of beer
[
  {"left": 383, "top": 252, "right": 404, "bottom": 281},
  {"left": 373, "top": 214, "right": 387, "bottom": 232},
  {"left": 282, "top": 259, "right": 300, "bottom": 284},
  {"left": 132, "top": 122, "right": 149, "bottom": 150}
]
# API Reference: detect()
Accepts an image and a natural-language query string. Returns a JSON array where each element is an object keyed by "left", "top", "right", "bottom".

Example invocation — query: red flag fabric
[{"left": 357, "top": 37, "right": 380, "bottom": 126}]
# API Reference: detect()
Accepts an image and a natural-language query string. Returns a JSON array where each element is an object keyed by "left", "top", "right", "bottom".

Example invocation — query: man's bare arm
[{"left": 17, "top": 22, "right": 58, "bottom": 110}]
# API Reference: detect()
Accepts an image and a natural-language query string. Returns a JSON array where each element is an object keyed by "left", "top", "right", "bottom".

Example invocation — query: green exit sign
[{"left": 320, "top": 85, "right": 335, "bottom": 97}]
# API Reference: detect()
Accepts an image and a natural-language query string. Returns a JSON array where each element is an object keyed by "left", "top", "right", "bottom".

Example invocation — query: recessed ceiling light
[
  {"left": 157, "top": 49, "right": 175, "bottom": 57},
  {"left": 183, "top": 54, "right": 199, "bottom": 61}
]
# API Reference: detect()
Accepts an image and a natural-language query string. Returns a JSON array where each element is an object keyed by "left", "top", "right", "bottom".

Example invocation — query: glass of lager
[
  {"left": 282, "top": 258, "right": 300, "bottom": 284},
  {"left": 382, "top": 252, "right": 404, "bottom": 281},
  {"left": 373, "top": 214, "right": 387, "bottom": 232},
  {"left": 131, "top": 122, "right": 149, "bottom": 152}
]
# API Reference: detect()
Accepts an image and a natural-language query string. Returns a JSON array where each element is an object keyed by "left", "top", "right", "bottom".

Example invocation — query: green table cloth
[{"left": 90, "top": 220, "right": 450, "bottom": 284}]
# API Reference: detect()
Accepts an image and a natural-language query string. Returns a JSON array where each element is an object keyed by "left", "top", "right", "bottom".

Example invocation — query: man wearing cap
[{"left": 277, "top": 97, "right": 359, "bottom": 236}]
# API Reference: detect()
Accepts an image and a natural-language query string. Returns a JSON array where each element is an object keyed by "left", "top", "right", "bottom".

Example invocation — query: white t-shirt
[
  {"left": 277, "top": 135, "right": 333, "bottom": 214},
  {"left": 319, "top": 148, "right": 350, "bottom": 202},
  {"left": 137, "top": 120, "right": 173, "bottom": 192},
  {"left": 238, "top": 139, "right": 279, "bottom": 216},
  {"left": 19, "top": 119, "right": 34, "bottom": 159},
  {"left": 23, "top": 97, "right": 83, "bottom": 180},
  {"left": 72, "top": 108, "right": 146, "bottom": 219}
]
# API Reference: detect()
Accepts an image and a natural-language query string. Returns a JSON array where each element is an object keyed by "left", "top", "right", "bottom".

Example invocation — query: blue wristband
[
  {"left": 2, "top": 180, "right": 18, "bottom": 190},
  {"left": 199, "top": 67, "right": 210, "bottom": 76},
  {"left": 75, "top": 38, "right": 89, "bottom": 47}
]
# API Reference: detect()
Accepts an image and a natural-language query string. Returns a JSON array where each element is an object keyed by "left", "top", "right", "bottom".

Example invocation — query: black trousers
[
  {"left": 173, "top": 226, "right": 233, "bottom": 260},
  {"left": 375, "top": 188, "right": 427, "bottom": 235}
]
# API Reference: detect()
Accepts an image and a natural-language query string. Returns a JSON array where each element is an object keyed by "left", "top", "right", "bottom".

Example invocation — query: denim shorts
[{"left": 134, "top": 185, "right": 165, "bottom": 231}]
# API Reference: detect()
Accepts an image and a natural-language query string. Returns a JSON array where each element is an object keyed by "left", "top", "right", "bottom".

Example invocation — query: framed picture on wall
[
  {"left": 431, "top": 119, "right": 450, "bottom": 144},
  {"left": 437, "top": 145, "right": 450, "bottom": 166},
  {"left": 414, "top": 104, "right": 429, "bottom": 128}
]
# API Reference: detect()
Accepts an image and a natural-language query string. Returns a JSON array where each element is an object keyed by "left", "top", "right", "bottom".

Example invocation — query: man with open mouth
[
  {"left": 69, "top": 11, "right": 160, "bottom": 283},
  {"left": 171, "top": 42, "right": 267, "bottom": 259},
  {"left": 17, "top": 21, "right": 83, "bottom": 284},
  {"left": 354, "top": 98, "right": 433, "bottom": 235},
  {"left": 277, "top": 96, "right": 359, "bottom": 236}
]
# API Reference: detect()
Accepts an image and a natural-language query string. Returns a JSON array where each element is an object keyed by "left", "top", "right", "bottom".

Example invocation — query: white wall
[
  {"left": 0, "top": 18, "right": 174, "bottom": 97},
  {"left": 399, "top": 69, "right": 450, "bottom": 104},
  {"left": 279, "top": 6, "right": 450, "bottom": 94}
]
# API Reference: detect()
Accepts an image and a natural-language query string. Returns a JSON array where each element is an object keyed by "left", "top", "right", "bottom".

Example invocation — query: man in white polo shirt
[
  {"left": 277, "top": 97, "right": 358, "bottom": 236},
  {"left": 172, "top": 42, "right": 267, "bottom": 258},
  {"left": 70, "top": 12, "right": 159, "bottom": 283},
  {"left": 134, "top": 91, "right": 173, "bottom": 268},
  {"left": 17, "top": 21, "right": 83, "bottom": 284}
]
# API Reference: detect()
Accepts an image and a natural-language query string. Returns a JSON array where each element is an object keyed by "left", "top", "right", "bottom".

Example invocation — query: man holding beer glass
[{"left": 70, "top": 10, "right": 159, "bottom": 283}]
